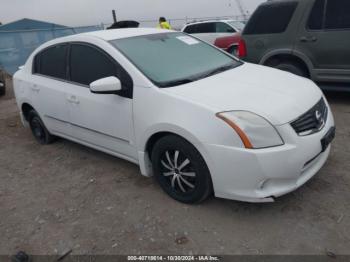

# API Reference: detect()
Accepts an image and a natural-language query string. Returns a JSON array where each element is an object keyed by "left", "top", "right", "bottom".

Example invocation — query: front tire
[
  {"left": 151, "top": 135, "right": 212, "bottom": 204},
  {"left": 28, "top": 110, "right": 56, "bottom": 145}
]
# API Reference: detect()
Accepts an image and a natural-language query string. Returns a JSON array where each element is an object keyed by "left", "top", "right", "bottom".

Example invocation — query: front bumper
[{"left": 204, "top": 105, "right": 335, "bottom": 203}]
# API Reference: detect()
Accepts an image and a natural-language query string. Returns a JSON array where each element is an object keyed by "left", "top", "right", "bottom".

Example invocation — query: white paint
[{"left": 13, "top": 28, "right": 335, "bottom": 203}]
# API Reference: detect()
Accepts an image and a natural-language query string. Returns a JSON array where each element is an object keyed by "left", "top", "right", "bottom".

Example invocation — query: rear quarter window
[
  {"left": 33, "top": 44, "right": 68, "bottom": 80},
  {"left": 183, "top": 24, "right": 197, "bottom": 34},
  {"left": 243, "top": 1, "right": 298, "bottom": 35}
]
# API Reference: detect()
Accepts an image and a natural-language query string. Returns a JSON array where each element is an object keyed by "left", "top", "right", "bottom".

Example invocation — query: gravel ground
[{"left": 0, "top": 79, "right": 349, "bottom": 256}]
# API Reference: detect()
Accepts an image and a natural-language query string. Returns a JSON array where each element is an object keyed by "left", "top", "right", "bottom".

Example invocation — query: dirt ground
[{"left": 0, "top": 78, "right": 350, "bottom": 256}]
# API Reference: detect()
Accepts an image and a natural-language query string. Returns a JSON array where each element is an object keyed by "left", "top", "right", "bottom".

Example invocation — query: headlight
[{"left": 216, "top": 111, "right": 284, "bottom": 149}]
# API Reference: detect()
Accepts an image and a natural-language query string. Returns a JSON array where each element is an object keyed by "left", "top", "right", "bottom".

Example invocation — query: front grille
[{"left": 291, "top": 98, "right": 328, "bottom": 136}]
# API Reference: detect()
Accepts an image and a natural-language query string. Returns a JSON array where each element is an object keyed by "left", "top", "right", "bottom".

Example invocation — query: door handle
[
  {"left": 31, "top": 84, "right": 40, "bottom": 92},
  {"left": 300, "top": 36, "right": 318, "bottom": 42},
  {"left": 67, "top": 96, "right": 80, "bottom": 104}
]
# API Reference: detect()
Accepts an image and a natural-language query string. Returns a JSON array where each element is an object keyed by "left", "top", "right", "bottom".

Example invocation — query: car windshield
[
  {"left": 110, "top": 32, "right": 241, "bottom": 88},
  {"left": 227, "top": 21, "right": 245, "bottom": 31}
]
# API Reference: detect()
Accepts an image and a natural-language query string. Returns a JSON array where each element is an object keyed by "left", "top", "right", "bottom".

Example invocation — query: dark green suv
[{"left": 239, "top": 0, "right": 350, "bottom": 88}]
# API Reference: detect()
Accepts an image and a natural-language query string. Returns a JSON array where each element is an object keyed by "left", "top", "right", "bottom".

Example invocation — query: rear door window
[
  {"left": 243, "top": 1, "right": 298, "bottom": 35},
  {"left": 196, "top": 23, "right": 216, "bottom": 33},
  {"left": 325, "top": 0, "right": 350, "bottom": 30},
  {"left": 215, "top": 22, "right": 236, "bottom": 33},
  {"left": 307, "top": 0, "right": 326, "bottom": 30},
  {"left": 34, "top": 44, "right": 68, "bottom": 79}
]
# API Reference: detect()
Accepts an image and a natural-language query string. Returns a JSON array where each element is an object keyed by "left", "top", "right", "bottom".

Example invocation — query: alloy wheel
[{"left": 160, "top": 150, "right": 196, "bottom": 193}]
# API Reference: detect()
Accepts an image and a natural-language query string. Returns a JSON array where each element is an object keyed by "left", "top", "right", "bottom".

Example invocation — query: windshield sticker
[{"left": 177, "top": 36, "right": 199, "bottom": 45}]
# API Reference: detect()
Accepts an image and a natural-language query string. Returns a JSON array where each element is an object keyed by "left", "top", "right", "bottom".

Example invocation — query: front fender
[{"left": 137, "top": 123, "right": 214, "bottom": 177}]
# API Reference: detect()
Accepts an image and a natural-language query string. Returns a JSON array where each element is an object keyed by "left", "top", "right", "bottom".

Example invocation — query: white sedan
[{"left": 13, "top": 28, "right": 335, "bottom": 203}]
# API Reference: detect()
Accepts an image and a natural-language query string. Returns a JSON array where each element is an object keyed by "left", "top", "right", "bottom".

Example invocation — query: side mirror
[{"left": 90, "top": 76, "right": 122, "bottom": 94}]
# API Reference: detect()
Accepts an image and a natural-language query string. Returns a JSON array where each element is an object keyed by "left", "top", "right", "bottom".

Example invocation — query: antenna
[
  {"left": 112, "top": 10, "right": 117, "bottom": 23},
  {"left": 234, "top": 0, "right": 249, "bottom": 20}
]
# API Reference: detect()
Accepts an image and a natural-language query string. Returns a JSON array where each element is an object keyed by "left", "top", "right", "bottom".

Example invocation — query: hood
[{"left": 166, "top": 63, "right": 323, "bottom": 125}]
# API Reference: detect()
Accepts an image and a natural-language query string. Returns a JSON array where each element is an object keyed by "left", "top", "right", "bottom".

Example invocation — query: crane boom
[{"left": 234, "top": 0, "right": 248, "bottom": 20}]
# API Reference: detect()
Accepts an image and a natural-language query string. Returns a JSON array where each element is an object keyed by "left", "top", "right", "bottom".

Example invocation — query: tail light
[{"left": 238, "top": 39, "right": 247, "bottom": 58}]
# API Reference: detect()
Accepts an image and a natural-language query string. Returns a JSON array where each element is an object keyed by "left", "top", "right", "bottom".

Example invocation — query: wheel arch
[
  {"left": 260, "top": 49, "right": 313, "bottom": 78},
  {"left": 137, "top": 125, "right": 213, "bottom": 178},
  {"left": 21, "top": 102, "right": 35, "bottom": 121}
]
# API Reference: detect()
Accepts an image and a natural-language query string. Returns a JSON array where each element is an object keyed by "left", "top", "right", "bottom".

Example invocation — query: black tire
[
  {"left": 151, "top": 135, "right": 213, "bottom": 204},
  {"left": 28, "top": 110, "right": 56, "bottom": 145},
  {"left": 273, "top": 61, "right": 307, "bottom": 77},
  {"left": 0, "top": 83, "right": 5, "bottom": 96},
  {"left": 227, "top": 45, "right": 238, "bottom": 56}
]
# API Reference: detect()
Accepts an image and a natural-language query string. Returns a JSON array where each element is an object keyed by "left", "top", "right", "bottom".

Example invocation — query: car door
[
  {"left": 295, "top": 0, "right": 350, "bottom": 83},
  {"left": 31, "top": 43, "right": 71, "bottom": 136},
  {"left": 65, "top": 43, "right": 136, "bottom": 159}
]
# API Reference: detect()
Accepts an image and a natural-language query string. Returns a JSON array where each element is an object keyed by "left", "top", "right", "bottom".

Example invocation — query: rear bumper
[{"left": 204, "top": 106, "right": 335, "bottom": 203}]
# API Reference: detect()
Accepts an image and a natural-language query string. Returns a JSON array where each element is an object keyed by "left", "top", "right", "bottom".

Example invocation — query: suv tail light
[{"left": 238, "top": 39, "right": 247, "bottom": 58}]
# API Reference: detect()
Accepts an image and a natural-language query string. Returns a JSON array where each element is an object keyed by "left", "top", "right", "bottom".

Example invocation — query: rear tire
[
  {"left": 227, "top": 45, "right": 238, "bottom": 56},
  {"left": 28, "top": 110, "right": 56, "bottom": 145},
  {"left": 0, "top": 83, "right": 5, "bottom": 96},
  {"left": 151, "top": 135, "right": 212, "bottom": 204},
  {"left": 273, "top": 61, "right": 307, "bottom": 77}
]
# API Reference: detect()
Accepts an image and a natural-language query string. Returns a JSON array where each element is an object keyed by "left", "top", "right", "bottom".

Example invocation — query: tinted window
[
  {"left": 216, "top": 22, "right": 235, "bottom": 33},
  {"left": 183, "top": 24, "right": 197, "bottom": 34},
  {"left": 325, "top": 0, "right": 350, "bottom": 29},
  {"left": 244, "top": 1, "right": 298, "bottom": 35},
  {"left": 34, "top": 44, "right": 68, "bottom": 79},
  {"left": 196, "top": 23, "right": 216, "bottom": 33},
  {"left": 69, "top": 44, "right": 133, "bottom": 97},
  {"left": 308, "top": 0, "right": 326, "bottom": 30}
]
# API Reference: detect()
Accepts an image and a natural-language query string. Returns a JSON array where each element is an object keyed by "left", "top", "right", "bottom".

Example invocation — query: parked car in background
[
  {"left": 214, "top": 33, "right": 242, "bottom": 56},
  {"left": 0, "top": 69, "right": 6, "bottom": 96},
  {"left": 239, "top": 0, "right": 350, "bottom": 88},
  {"left": 14, "top": 29, "right": 335, "bottom": 204},
  {"left": 182, "top": 20, "right": 245, "bottom": 45}
]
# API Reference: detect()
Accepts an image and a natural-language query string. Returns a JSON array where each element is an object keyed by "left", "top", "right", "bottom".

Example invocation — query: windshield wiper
[
  {"left": 158, "top": 62, "right": 238, "bottom": 88},
  {"left": 158, "top": 78, "right": 194, "bottom": 88},
  {"left": 201, "top": 63, "right": 237, "bottom": 79}
]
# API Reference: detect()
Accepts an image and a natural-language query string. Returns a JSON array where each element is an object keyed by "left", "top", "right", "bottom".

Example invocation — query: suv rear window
[
  {"left": 184, "top": 23, "right": 216, "bottom": 34},
  {"left": 243, "top": 1, "right": 298, "bottom": 35},
  {"left": 183, "top": 24, "right": 197, "bottom": 34}
]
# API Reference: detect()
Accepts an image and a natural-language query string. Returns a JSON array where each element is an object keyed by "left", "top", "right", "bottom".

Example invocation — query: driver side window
[{"left": 69, "top": 43, "right": 133, "bottom": 98}]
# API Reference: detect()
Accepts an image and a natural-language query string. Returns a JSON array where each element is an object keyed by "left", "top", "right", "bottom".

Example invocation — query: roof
[
  {"left": 82, "top": 28, "right": 175, "bottom": 41},
  {"left": 0, "top": 18, "right": 67, "bottom": 31},
  {"left": 184, "top": 19, "right": 241, "bottom": 26}
]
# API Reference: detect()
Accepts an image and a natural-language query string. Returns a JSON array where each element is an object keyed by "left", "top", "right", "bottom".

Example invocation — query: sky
[{"left": 0, "top": 0, "right": 265, "bottom": 27}]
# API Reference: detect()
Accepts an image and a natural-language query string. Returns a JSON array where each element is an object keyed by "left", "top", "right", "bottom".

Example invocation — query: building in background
[
  {"left": 0, "top": 18, "right": 102, "bottom": 74},
  {"left": 0, "top": 18, "right": 68, "bottom": 31}
]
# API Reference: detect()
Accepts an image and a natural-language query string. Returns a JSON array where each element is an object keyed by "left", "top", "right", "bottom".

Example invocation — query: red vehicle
[{"left": 214, "top": 32, "right": 241, "bottom": 56}]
